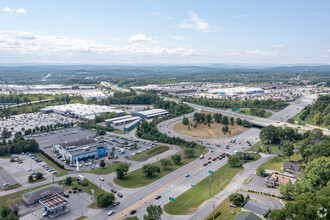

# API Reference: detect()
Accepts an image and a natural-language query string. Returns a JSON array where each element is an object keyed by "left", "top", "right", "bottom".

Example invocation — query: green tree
[
  {"left": 142, "top": 164, "right": 161, "bottom": 177},
  {"left": 279, "top": 181, "right": 294, "bottom": 200},
  {"left": 171, "top": 154, "right": 181, "bottom": 165},
  {"left": 256, "top": 166, "right": 266, "bottom": 176},
  {"left": 28, "top": 175, "right": 34, "bottom": 182},
  {"left": 282, "top": 142, "right": 294, "bottom": 161},
  {"left": 313, "top": 113, "right": 321, "bottom": 125},
  {"left": 97, "top": 193, "right": 115, "bottom": 207},
  {"left": 116, "top": 163, "right": 130, "bottom": 179},
  {"left": 206, "top": 113, "right": 212, "bottom": 123},
  {"left": 143, "top": 205, "right": 163, "bottom": 220},
  {"left": 230, "top": 117, "right": 234, "bottom": 125},
  {"left": 236, "top": 117, "right": 242, "bottom": 125},
  {"left": 65, "top": 176, "right": 73, "bottom": 185},
  {"left": 182, "top": 117, "right": 189, "bottom": 125},
  {"left": 184, "top": 148, "right": 195, "bottom": 158},
  {"left": 228, "top": 156, "right": 242, "bottom": 168},
  {"left": 100, "top": 159, "right": 105, "bottom": 168},
  {"left": 221, "top": 116, "right": 229, "bottom": 125},
  {"left": 35, "top": 172, "right": 43, "bottom": 180},
  {"left": 160, "top": 159, "right": 172, "bottom": 169},
  {"left": 213, "top": 113, "right": 222, "bottom": 123},
  {"left": 229, "top": 193, "right": 244, "bottom": 206}
]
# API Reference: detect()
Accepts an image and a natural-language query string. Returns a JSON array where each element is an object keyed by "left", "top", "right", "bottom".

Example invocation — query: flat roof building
[
  {"left": 22, "top": 184, "right": 64, "bottom": 205},
  {"left": 134, "top": 109, "right": 169, "bottom": 119},
  {"left": 105, "top": 115, "right": 141, "bottom": 131},
  {"left": 53, "top": 138, "right": 113, "bottom": 163},
  {"left": 41, "top": 104, "right": 124, "bottom": 120},
  {"left": 240, "top": 200, "right": 271, "bottom": 220}
]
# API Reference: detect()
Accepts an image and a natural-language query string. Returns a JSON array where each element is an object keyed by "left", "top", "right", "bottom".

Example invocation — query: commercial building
[
  {"left": 82, "top": 92, "right": 107, "bottom": 101},
  {"left": 22, "top": 184, "right": 64, "bottom": 205},
  {"left": 52, "top": 138, "right": 113, "bottom": 163},
  {"left": 134, "top": 109, "right": 169, "bottom": 119},
  {"left": 160, "top": 89, "right": 197, "bottom": 96},
  {"left": 40, "top": 104, "right": 124, "bottom": 120},
  {"left": 239, "top": 199, "right": 271, "bottom": 220},
  {"left": 105, "top": 115, "right": 141, "bottom": 131},
  {"left": 39, "top": 194, "right": 69, "bottom": 218},
  {"left": 214, "top": 87, "right": 264, "bottom": 96}
]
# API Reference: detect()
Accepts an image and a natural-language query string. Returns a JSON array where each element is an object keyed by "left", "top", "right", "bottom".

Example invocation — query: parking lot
[
  {"left": 27, "top": 127, "right": 97, "bottom": 148},
  {"left": 0, "top": 154, "right": 53, "bottom": 189},
  {"left": 0, "top": 167, "right": 18, "bottom": 190},
  {"left": 1, "top": 112, "right": 77, "bottom": 134},
  {"left": 240, "top": 174, "right": 279, "bottom": 196}
]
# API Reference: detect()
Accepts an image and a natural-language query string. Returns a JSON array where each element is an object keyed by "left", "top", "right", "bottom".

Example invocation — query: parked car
[
  {"left": 118, "top": 192, "right": 123, "bottom": 198},
  {"left": 63, "top": 193, "right": 69, "bottom": 198},
  {"left": 2, "top": 183, "right": 9, "bottom": 187},
  {"left": 99, "top": 178, "right": 104, "bottom": 181}
]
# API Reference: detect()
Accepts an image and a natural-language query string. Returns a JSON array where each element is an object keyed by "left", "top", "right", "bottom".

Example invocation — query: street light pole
[
  {"left": 209, "top": 174, "right": 211, "bottom": 196},
  {"left": 213, "top": 203, "right": 215, "bottom": 220}
]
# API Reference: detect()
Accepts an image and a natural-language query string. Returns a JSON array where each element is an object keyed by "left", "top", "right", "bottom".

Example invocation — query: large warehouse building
[
  {"left": 40, "top": 103, "right": 124, "bottom": 120},
  {"left": 105, "top": 115, "right": 141, "bottom": 131},
  {"left": 134, "top": 109, "right": 169, "bottom": 119}
]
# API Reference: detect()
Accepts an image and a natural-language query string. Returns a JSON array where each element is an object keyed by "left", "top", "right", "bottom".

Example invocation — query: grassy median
[
  {"left": 113, "top": 146, "right": 207, "bottom": 188},
  {"left": 130, "top": 146, "right": 169, "bottom": 161},
  {"left": 82, "top": 162, "right": 130, "bottom": 175},
  {"left": 164, "top": 163, "right": 243, "bottom": 215}
]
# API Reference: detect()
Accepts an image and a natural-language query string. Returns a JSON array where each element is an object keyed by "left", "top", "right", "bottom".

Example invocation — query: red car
[{"left": 212, "top": 157, "right": 217, "bottom": 161}]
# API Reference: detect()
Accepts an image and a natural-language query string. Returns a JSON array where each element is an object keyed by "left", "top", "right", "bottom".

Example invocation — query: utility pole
[
  {"left": 213, "top": 203, "right": 215, "bottom": 220},
  {"left": 217, "top": 170, "right": 219, "bottom": 188},
  {"left": 209, "top": 174, "right": 211, "bottom": 196}
]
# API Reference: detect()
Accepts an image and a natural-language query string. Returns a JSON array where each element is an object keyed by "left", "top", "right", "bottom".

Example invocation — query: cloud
[
  {"left": 2, "top": 6, "right": 14, "bottom": 12},
  {"left": 234, "top": 14, "right": 246, "bottom": 18},
  {"left": 275, "top": 44, "right": 284, "bottom": 48},
  {"left": 169, "top": 35, "right": 191, "bottom": 41},
  {"left": 177, "top": 11, "right": 220, "bottom": 32},
  {"left": 151, "top": 12, "right": 175, "bottom": 20},
  {"left": 16, "top": 8, "right": 27, "bottom": 13},
  {"left": 309, "top": 11, "right": 328, "bottom": 17},
  {"left": 0, "top": 30, "right": 200, "bottom": 63},
  {"left": 128, "top": 34, "right": 152, "bottom": 43},
  {"left": 327, "top": 49, "right": 330, "bottom": 52}
]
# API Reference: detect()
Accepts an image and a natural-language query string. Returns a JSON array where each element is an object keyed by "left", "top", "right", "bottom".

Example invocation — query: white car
[
  {"left": 2, "top": 183, "right": 9, "bottom": 187},
  {"left": 99, "top": 178, "right": 104, "bottom": 181},
  {"left": 107, "top": 210, "right": 115, "bottom": 216}
]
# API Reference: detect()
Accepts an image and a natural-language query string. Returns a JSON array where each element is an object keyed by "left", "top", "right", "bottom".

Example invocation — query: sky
[{"left": 0, "top": 0, "right": 330, "bottom": 64}]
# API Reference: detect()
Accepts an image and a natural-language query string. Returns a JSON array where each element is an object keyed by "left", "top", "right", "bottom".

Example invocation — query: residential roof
[
  {"left": 39, "top": 194, "right": 69, "bottom": 211},
  {"left": 23, "top": 184, "right": 63, "bottom": 202},
  {"left": 241, "top": 200, "right": 270, "bottom": 216},
  {"left": 283, "top": 161, "right": 300, "bottom": 172},
  {"left": 267, "top": 172, "right": 298, "bottom": 184},
  {"left": 232, "top": 211, "right": 263, "bottom": 220}
]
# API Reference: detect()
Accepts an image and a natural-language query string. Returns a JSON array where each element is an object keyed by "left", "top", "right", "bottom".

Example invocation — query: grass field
[
  {"left": 248, "top": 141, "right": 281, "bottom": 154},
  {"left": 75, "top": 216, "right": 87, "bottom": 220},
  {"left": 113, "top": 146, "right": 207, "bottom": 188},
  {"left": 164, "top": 163, "right": 243, "bottom": 215},
  {"left": 236, "top": 108, "right": 273, "bottom": 118},
  {"left": 34, "top": 153, "right": 69, "bottom": 177},
  {"left": 130, "top": 146, "right": 169, "bottom": 161},
  {"left": 82, "top": 162, "right": 130, "bottom": 175},
  {"left": 205, "top": 197, "right": 240, "bottom": 220},
  {"left": 63, "top": 178, "right": 109, "bottom": 208},
  {"left": 258, "top": 153, "right": 302, "bottom": 172},
  {"left": 173, "top": 119, "right": 248, "bottom": 139}
]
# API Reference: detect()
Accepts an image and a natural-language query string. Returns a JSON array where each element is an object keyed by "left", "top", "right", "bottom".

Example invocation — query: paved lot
[
  {"left": 19, "top": 192, "right": 94, "bottom": 220},
  {"left": 240, "top": 174, "right": 279, "bottom": 195},
  {"left": 28, "top": 127, "right": 97, "bottom": 148},
  {"left": 1, "top": 112, "right": 77, "bottom": 134},
  {"left": 0, "top": 167, "right": 18, "bottom": 190},
  {"left": 0, "top": 155, "right": 53, "bottom": 189}
]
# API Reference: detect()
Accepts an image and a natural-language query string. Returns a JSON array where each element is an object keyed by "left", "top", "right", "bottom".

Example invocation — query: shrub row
[{"left": 39, "top": 150, "right": 66, "bottom": 170}]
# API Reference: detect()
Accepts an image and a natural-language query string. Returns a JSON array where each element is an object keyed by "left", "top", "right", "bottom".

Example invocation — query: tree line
[
  {"left": 183, "top": 97, "right": 288, "bottom": 111},
  {"left": 0, "top": 133, "right": 39, "bottom": 156},
  {"left": 298, "top": 95, "right": 330, "bottom": 128}
]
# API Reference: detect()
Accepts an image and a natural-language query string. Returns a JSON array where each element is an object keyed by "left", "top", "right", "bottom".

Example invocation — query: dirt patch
[{"left": 173, "top": 119, "right": 248, "bottom": 139}]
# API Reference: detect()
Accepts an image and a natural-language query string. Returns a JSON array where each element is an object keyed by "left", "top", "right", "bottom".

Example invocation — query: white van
[{"left": 200, "top": 155, "right": 204, "bottom": 159}]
